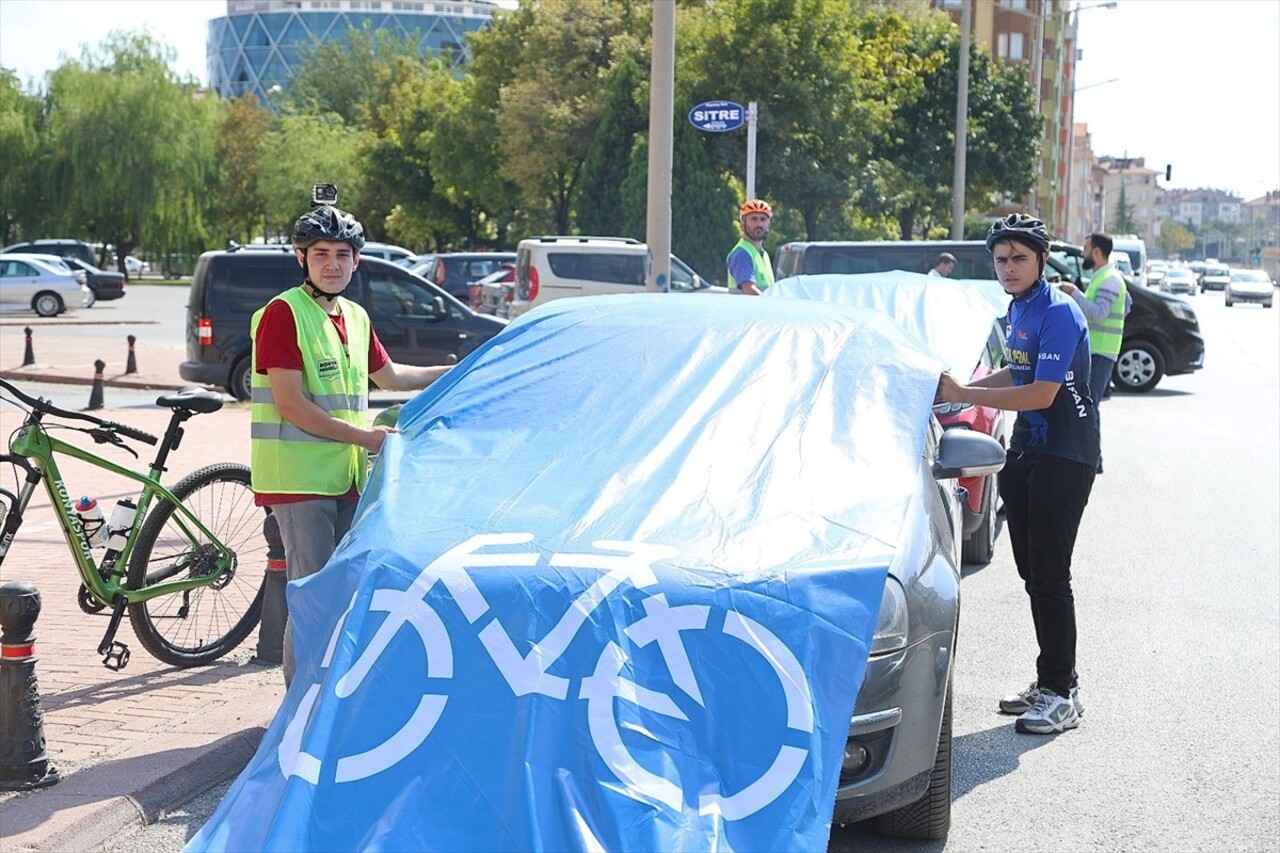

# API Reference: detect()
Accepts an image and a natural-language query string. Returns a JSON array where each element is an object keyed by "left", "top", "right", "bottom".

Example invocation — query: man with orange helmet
[{"left": 726, "top": 198, "right": 775, "bottom": 295}]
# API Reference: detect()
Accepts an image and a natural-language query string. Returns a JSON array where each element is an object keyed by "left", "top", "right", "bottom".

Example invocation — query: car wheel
[
  {"left": 961, "top": 473, "right": 996, "bottom": 565},
  {"left": 1113, "top": 341, "right": 1165, "bottom": 394},
  {"left": 1225, "top": 295, "right": 1233, "bottom": 307},
  {"left": 32, "top": 291, "right": 64, "bottom": 317},
  {"left": 85, "top": 288, "right": 97, "bottom": 308},
  {"left": 229, "top": 358, "right": 252, "bottom": 402},
  {"left": 873, "top": 683, "right": 952, "bottom": 840}
]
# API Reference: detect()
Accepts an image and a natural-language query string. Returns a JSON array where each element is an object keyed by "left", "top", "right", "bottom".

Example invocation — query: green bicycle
[{"left": 0, "top": 377, "right": 265, "bottom": 670}]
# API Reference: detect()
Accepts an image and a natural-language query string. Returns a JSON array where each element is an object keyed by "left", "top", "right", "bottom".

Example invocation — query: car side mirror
[
  {"left": 932, "top": 429, "right": 1005, "bottom": 480},
  {"left": 432, "top": 296, "right": 446, "bottom": 319}
]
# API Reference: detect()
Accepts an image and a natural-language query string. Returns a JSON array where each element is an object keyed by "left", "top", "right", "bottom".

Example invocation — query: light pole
[
  {"left": 1063, "top": 76, "right": 1118, "bottom": 242},
  {"left": 950, "top": 0, "right": 971, "bottom": 239}
]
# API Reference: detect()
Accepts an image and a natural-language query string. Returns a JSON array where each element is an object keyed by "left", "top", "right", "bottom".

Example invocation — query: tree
[
  {"left": 41, "top": 32, "right": 220, "bottom": 270},
  {"left": 680, "top": 0, "right": 878, "bottom": 240},
  {"left": 474, "top": 0, "right": 649, "bottom": 233},
  {"left": 576, "top": 57, "right": 646, "bottom": 238},
  {"left": 211, "top": 95, "right": 273, "bottom": 245},
  {"left": 0, "top": 69, "right": 41, "bottom": 243},
  {"left": 285, "top": 24, "right": 424, "bottom": 126},
  {"left": 858, "top": 11, "right": 1041, "bottom": 239},
  {"left": 256, "top": 114, "right": 369, "bottom": 238},
  {"left": 1157, "top": 220, "right": 1194, "bottom": 258},
  {"left": 1109, "top": 184, "right": 1137, "bottom": 235}
]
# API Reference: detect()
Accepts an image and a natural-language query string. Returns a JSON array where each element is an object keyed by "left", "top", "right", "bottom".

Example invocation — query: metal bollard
[
  {"left": 0, "top": 581, "right": 60, "bottom": 790},
  {"left": 125, "top": 335, "right": 137, "bottom": 374},
  {"left": 22, "top": 327, "right": 35, "bottom": 367},
  {"left": 254, "top": 511, "right": 286, "bottom": 665},
  {"left": 86, "top": 359, "right": 105, "bottom": 410}
]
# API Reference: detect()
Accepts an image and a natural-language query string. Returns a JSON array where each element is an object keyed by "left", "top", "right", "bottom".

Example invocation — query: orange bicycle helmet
[{"left": 740, "top": 198, "right": 773, "bottom": 218}]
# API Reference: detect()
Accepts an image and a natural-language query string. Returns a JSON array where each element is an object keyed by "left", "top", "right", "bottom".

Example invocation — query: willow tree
[{"left": 41, "top": 32, "right": 219, "bottom": 269}]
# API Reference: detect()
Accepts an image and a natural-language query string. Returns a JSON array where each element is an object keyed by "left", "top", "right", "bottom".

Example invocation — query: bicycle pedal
[{"left": 101, "top": 642, "right": 130, "bottom": 671}]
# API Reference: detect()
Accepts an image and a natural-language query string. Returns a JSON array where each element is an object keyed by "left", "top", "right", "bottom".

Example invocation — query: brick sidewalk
[{"left": 0, "top": 402, "right": 285, "bottom": 851}]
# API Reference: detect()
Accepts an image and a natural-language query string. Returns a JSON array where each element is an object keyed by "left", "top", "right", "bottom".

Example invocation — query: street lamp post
[{"left": 1063, "top": 76, "right": 1119, "bottom": 242}]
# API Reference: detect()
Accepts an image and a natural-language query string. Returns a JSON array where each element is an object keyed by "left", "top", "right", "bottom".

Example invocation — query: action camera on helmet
[{"left": 312, "top": 183, "right": 339, "bottom": 207}]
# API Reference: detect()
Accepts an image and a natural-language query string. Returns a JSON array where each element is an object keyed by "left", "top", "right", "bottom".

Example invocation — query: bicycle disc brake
[{"left": 190, "top": 543, "right": 237, "bottom": 589}]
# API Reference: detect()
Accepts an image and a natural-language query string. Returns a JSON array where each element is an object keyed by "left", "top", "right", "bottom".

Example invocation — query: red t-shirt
[{"left": 254, "top": 299, "right": 390, "bottom": 506}]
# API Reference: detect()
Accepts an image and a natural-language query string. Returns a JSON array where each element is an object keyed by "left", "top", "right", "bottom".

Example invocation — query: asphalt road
[{"left": 95, "top": 288, "right": 1279, "bottom": 852}]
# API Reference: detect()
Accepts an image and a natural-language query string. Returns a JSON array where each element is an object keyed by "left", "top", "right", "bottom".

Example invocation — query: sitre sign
[{"left": 688, "top": 100, "right": 746, "bottom": 132}]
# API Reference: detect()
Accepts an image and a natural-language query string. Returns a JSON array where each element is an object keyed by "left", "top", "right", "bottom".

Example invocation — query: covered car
[
  {"left": 765, "top": 272, "right": 1010, "bottom": 565},
  {"left": 190, "top": 295, "right": 1002, "bottom": 851}
]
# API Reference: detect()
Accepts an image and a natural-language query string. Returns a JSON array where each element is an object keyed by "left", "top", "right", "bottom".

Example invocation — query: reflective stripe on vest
[
  {"left": 726, "top": 238, "right": 774, "bottom": 291},
  {"left": 250, "top": 287, "right": 371, "bottom": 495},
  {"left": 1084, "top": 264, "right": 1127, "bottom": 357}
]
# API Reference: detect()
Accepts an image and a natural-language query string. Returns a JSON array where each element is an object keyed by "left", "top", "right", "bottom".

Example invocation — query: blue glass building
[{"left": 207, "top": 0, "right": 498, "bottom": 103}]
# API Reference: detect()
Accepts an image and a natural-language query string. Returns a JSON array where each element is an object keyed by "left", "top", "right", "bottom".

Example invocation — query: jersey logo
[{"left": 317, "top": 358, "right": 341, "bottom": 382}]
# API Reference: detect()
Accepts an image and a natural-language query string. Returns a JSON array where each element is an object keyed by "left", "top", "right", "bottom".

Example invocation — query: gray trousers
[
  {"left": 272, "top": 498, "right": 359, "bottom": 686},
  {"left": 1089, "top": 353, "right": 1115, "bottom": 468}
]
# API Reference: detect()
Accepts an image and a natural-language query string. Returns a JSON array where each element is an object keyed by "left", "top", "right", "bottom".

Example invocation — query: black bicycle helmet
[
  {"left": 985, "top": 213, "right": 1050, "bottom": 255},
  {"left": 292, "top": 205, "right": 366, "bottom": 251}
]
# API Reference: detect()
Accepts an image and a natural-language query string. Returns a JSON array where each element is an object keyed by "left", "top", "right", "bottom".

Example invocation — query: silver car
[
  {"left": 0, "top": 253, "right": 92, "bottom": 316},
  {"left": 1225, "top": 269, "right": 1274, "bottom": 308},
  {"left": 1161, "top": 268, "right": 1198, "bottom": 295}
]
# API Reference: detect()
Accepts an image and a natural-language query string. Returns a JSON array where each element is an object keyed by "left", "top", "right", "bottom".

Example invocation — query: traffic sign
[{"left": 688, "top": 100, "right": 745, "bottom": 132}]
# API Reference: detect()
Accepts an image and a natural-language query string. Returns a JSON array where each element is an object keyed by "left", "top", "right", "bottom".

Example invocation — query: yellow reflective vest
[
  {"left": 726, "top": 239, "right": 774, "bottom": 292},
  {"left": 1084, "top": 264, "right": 1127, "bottom": 358},
  {"left": 250, "top": 287, "right": 371, "bottom": 495}
]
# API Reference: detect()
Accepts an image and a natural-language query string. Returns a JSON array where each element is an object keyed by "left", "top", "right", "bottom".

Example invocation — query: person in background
[
  {"left": 1057, "top": 231, "right": 1127, "bottom": 475},
  {"left": 927, "top": 252, "right": 957, "bottom": 278},
  {"left": 250, "top": 204, "right": 452, "bottom": 686},
  {"left": 726, "top": 199, "right": 774, "bottom": 295},
  {"left": 936, "top": 213, "right": 1098, "bottom": 736}
]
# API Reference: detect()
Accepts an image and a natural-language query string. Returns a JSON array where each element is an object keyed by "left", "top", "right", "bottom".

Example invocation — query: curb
[
  {"left": 0, "top": 369, "right": 188, "bottom": 392},
  {"left": 0, "top": 682, "right": 279, "bottom": 852}
]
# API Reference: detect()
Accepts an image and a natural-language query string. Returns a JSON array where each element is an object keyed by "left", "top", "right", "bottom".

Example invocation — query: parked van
[
  {"left": 507, "top": 236, "right": 716, "bottom": 319},
  {"left": 1109, "top": 236, "right": 1148, "bottom": 288},
  {"left": 775, "top": 239, "right": 1204, "bottom": 393},
  {"left": 1, "top": 239, "right": 96, "bottom": 267},
  {"left": 179, "top": 246, "right": 506, "bottom": 400}
]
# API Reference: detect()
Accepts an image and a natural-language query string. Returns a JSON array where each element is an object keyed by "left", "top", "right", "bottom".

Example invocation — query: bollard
[
  {"left": 22, "top": 327, "right": 35, "bottom": 367},
  {"left": 125, "top": 335, "right": 137, "bottom": 374},
  {"left": 0, "top": 581, "right": 60, "bottom": 790},
  {"left": 86, "top": 359, "right": 105, "bottom": 410},
  {"left": 254, "top": 511, "right": 287, "bottom": 665}
]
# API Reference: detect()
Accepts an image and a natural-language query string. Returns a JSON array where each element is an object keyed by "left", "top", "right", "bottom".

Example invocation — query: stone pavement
[{"left": 0, "top": 325, "right": 285, "bottom": 851}]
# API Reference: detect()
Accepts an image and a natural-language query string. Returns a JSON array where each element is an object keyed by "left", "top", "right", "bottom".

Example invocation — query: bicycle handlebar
[{"left": 0, "top": 377, "right": 159, "bottom": 446}]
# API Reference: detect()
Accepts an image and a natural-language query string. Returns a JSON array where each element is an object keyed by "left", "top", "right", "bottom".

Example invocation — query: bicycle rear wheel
[{"left": 127, "top": 463, "right": 266, "bottom": 666}]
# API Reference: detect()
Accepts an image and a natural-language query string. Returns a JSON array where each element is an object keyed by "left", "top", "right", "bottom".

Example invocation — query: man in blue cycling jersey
[{"left": 937, "top": 213, "right": 1099, "bottom": 735}]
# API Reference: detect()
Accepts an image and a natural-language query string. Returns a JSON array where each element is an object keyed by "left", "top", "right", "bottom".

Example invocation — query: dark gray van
[
  {"left": 1, "top": 239, "right": 96, "bottom": 266},
  {"left": 180, "top": 246, "right": 507, "bottom": 400},
  {"left": 774, "top": 239, "right": 1205, "bottom": 393}
]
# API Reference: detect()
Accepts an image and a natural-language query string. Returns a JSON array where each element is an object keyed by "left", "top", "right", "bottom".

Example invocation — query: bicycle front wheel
[{"left": 127, "top": 463, "right": 266, "bottom": 667}]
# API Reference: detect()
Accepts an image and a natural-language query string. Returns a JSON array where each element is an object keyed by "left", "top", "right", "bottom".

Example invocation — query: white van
[
  {"left": 507, "top": 236, "right": 716, "bottom": 319},
  {"left": 1110, "top": 236, "right": 1147, "bottom": 288}
]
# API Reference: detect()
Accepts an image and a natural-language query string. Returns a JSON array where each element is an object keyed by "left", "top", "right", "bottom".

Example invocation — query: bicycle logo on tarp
[{"left": 278, "top": 534, "right": 815, "bottom": 820}]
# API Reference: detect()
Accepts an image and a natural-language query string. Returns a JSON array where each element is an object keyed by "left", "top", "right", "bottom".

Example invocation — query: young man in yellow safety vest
[
  {"left": 250, "top": 205, "right": 451, "bottom": 685},
  {"left": 726, "top": 199, "right": 775, "bottom": 295},
  {"left": 1057, "top": 231, "right": 1127, "bottom": 474}
]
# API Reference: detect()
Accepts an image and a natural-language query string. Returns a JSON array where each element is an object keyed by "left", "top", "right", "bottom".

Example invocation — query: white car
[
  {"left": 360, "top": 242, "right": 417, "bottom": 265},
  {"left": 1225, "top": 269, "right": 1274, "bottom": 308},
  {"left": 0, "top": 253, "right": 92, "bottom": 316},
  {"left": 123, "top": 255, "right": 148, "bottom": 276}
]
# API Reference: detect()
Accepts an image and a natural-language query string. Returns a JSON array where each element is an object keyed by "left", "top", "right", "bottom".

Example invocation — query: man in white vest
[{"left": 250, "top": 205, "right": 451, "bottom": 684}]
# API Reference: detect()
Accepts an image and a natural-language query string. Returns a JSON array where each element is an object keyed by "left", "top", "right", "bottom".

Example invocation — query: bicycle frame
[{"left": 3, "top": 421, "right": 233, "bottom": 606}]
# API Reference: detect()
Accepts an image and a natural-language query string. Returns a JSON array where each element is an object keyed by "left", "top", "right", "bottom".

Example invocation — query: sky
[{"left": 0, "top": 0, "right": 1277, "bottom": 202}]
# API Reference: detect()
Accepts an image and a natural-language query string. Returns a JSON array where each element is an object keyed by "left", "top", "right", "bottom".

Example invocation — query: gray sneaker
[
  {"left": 999, "top": 681, "right": 1084, "bottom": 717},
  {"left": 1015, "top": 688, "right": 1080, "bottom": 734}
]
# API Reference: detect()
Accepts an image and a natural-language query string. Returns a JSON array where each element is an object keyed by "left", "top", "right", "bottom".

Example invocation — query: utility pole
[
  {"left": 951, "top": 0, "right": 972, "bottom": 239},
  {"left": 645, "top": 0, "right": 674, "bottom": 293}
]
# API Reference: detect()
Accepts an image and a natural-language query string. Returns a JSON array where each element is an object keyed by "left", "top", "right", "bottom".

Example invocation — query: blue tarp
[
  {"left": 765, "top": 272, "right": 1008, "bottom": 378},
  {"left": 189, "top": 294, "right": 947, "bottom": 852}
]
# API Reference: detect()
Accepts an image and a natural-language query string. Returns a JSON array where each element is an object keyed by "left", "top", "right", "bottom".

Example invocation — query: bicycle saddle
[{"left": 155, "top": 387, "right": 225, "bottom": 414}]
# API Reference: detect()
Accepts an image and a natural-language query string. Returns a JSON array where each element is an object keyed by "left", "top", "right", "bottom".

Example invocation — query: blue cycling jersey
[{"left": 1005, "top": 280, "right": 1100, "bottom": 466}]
